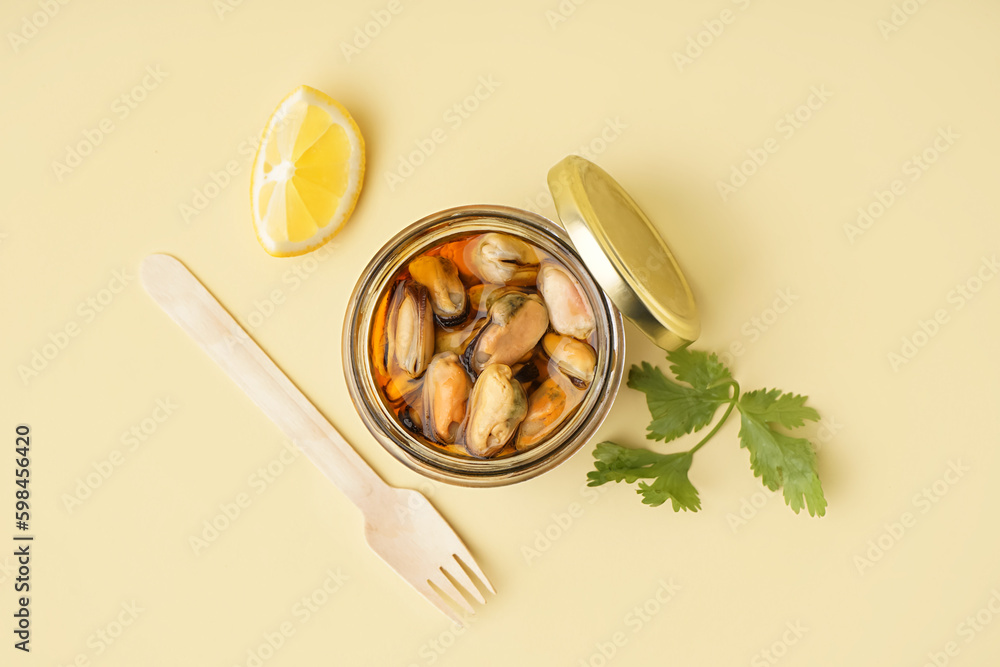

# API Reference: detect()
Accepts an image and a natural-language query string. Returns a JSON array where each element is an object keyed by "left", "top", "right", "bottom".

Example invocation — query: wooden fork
[{"left": 140, "top": 254, "right": 493, "bottom": 623}]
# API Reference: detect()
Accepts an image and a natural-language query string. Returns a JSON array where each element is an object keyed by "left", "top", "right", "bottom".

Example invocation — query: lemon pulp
[{"left": 251, "top": 86, "right": 365, "bottom": 257}]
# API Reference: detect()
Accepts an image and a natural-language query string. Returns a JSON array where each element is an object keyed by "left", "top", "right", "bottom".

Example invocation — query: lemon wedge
[{"left": 250, "top": 86, "right": 365, "bottom": 257}]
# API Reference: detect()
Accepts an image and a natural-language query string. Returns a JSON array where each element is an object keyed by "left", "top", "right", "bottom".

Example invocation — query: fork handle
[{"left": 140, "top": 254, "right": 391, "bottom": 513}]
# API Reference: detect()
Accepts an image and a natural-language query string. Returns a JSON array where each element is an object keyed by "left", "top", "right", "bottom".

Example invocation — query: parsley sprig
[{"left": 587, "top": 347, "right": 827, "bottom": 517}]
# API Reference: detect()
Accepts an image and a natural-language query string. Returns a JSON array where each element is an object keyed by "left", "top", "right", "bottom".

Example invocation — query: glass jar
[
  {"left": 343, "top": 205, "right": 625, "bottom": 486},
  {"left": 343, "top": 157, "right": 699, "bottom": 487}
]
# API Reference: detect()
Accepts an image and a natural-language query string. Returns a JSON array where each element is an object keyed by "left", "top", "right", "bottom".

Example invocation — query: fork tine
[
  {"left": 431, "top": 571, "right": 476, "bottom": 615},
  {"left": 453, "top": 551, "right": 496, "bottom": 595},
  {"left": 415, "top": 580, "right": 466, "bottom": 626},
  {"left": 443, "top": 557, "right": 487, "bottom": 605}
]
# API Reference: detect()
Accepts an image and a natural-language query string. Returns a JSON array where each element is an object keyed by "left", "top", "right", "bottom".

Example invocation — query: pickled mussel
[
  {"left": 465, "top": 364, "right": 527, "bottom": 457},
  {"left": 435, "top": 327, "right": 476, "bottom": 355},
  {"left": 465, "top": 292, "right": 548, "bottom": 374},
  {"left": 371, "top": 231, "right": 599, "bottom": 459},
  {"left": 470, "top": 233, "right": 539, "bottom": 285},
  {"left": 516, "top": 375, "right": 583, "bottom": 451},
  {"left": 408, "top": 255, "right": 468, "bottom": 325},
  {"left": 537, "top": 260, "right": 595, "bottom": 340},
  {"left": 468, "top": 284, "right": 526, "bottom": 313},
  {"left": 421, "top": 352, "right": 472, "bottom": 444},
  {"left": 385, "top": 280, "right": 435, "bottom": 378},
  {"left": 542, "top": 333, "right": 596, "bottom": 388}
]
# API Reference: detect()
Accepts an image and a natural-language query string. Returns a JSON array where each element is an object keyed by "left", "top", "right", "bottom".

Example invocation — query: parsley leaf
[
  {"left": 628, "top": 361, "right": 730, "bottom": 443},
  {"left": 588, "top": 348, "right": 829, "bottom": 519},
  {"left": 667, "top": 347, "right": 732, "bottom": 390},
  {"left": 737, "top": 392, "right": 826, "bottom": 517},
  {"left": 738, "top": 389, "right": 820, "bottom": 429},
  {"left": 587, "top": 442, "right": 701, "bottom": 511}
]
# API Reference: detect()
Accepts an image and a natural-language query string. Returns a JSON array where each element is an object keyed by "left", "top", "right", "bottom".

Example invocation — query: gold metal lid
[{"left": 547, "top": 156, "right": 700, "bottom": 350}]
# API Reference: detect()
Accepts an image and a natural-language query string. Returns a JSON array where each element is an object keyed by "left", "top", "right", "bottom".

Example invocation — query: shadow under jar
[{"left": 344, "top": 207, "right": 625, "bottom": 486}]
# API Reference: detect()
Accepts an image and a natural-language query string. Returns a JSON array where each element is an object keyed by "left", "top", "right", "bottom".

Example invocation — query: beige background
[{"left": 3, "top": 0, "right": 999, "bottom": 665}]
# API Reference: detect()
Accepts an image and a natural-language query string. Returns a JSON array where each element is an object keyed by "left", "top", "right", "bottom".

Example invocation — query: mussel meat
[
  {"left": 469, "top": 233, "right": 539, "bottom": 285},
  {"left": 435, "top": 326, "right": 476, "bottom": 355},
  {"left": 537, "top": 261, "right": 595, "bottom": 339},
  {"left": 386, "top": 280, "right": 435, "bottom": 377},
  {"left": 466, "top": 292, "right": 548, "bottom": 374},
  {"left": 384, "top": 372, "right": 422, "bottom": 403},
  {"left": 542, "top": 333, "right": 596, "bottom": 388},
  {"left": 408, "top": 255, "right": 468, "bottom": 325},
  {"left": 464, "top": 364, "right": 527, "bottom": 457},
  {"left": 515, "top": 375, "right": 583, "bottom": 450},
  {"left": 400, "top": 400, "right": 424, "bottom": 435},
  {"left": 421, "top": 352, "right": 472, "bottom": 444}
]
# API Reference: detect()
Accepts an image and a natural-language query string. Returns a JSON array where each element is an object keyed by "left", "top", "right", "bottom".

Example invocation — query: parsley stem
[{"left": 688, "top": 381, "right": 740, "bottom": 455}]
